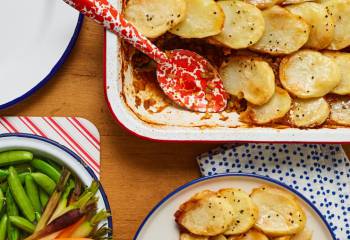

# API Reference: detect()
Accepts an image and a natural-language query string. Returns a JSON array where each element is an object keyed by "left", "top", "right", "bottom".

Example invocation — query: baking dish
[{"left": 104, "top": 0, "right": 350, "bottom": 142}]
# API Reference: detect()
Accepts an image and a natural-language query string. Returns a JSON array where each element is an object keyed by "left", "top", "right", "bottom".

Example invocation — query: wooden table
[{"left": 1, "top": 19, "right": 349, "bottom": 240}]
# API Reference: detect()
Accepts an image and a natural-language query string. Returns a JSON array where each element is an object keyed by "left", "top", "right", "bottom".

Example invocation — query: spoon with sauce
[{"left": 63, "top": 0, "right": 228, "bottom": 112}]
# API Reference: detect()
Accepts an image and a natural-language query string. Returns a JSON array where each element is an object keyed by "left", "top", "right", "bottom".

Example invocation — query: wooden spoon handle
[{"left": 63, "top": 0, "right": 167, "bottom": 63}]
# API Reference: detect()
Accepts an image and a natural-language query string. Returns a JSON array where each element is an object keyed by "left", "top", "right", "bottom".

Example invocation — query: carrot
[
  {"left": 56, "top": 217, "right": 86, "bottom": 238},
  {"left": 55, "top": 238, "right": 93, "bottom": 240}
]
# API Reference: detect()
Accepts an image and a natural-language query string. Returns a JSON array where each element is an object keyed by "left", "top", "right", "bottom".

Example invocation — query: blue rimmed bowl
[{"left": 0, "top": 133, "right": 112, "bottom": 237}]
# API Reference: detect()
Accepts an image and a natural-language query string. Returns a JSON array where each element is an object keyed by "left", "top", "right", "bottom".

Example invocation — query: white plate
[
  {"left": 0, "top": 0, "right": 82, "bottom": 109},
  {"left": 0, "top": 133, "right": 112, "bottom": 236},
  {"left": 133, "top": 174, "right": 335, "bottom": 240}
]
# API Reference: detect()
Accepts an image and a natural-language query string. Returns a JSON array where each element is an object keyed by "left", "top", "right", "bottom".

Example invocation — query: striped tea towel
[{"left": 197, "top": 144, "right": 350, "bottom": 240}]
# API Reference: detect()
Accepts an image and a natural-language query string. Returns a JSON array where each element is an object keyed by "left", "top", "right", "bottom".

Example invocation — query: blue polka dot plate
[{"left": 133, "top": 173, "right": 335, "bottom": 240}]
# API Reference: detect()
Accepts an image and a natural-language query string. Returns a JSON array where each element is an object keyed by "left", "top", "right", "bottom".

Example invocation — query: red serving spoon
[{"left": 63, "top": 0, "right": 228, "bottom": 112}]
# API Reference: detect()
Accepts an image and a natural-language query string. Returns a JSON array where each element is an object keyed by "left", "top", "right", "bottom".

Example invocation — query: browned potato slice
[
  {"left": 290, "top": 98, "right": 330, "bottom": 127},
  {"left": 291, "top": 228, "right": 312, "bottom": 240},
  {"left": 249, "top": 6, "right": 310, "bottom": 55},
  {"left": 250, "top": 186, "right": 306, "bottom": 237},
  {"left": 323, "top": 0, "right": 350, "bottom": 50},
  {"left": 175, "top": 190, "right": 235, "bottom": 236},
  {"left": 329, "top": 97, "right": 350, "bottom": 126},
  {"left": 282, "top": 0, "right": 313, "bottom": 5},
  {"left": 212, "top": 1, "right": 265, "bottom": 49},
  {"left": 210, "top": 235, "right": 227, "bottom": 240},
  {"left": 286, "top": 2, "right": 334, "bottom": 49},
  {"left": 245, "top": 0, "right": 283, "bottom": 9},
  {"left": 241, "top": 87, "right": 292, "bottom": 124},
  {"left": 124, "top": 0, "right": 186, "bottom": 38},
  {"left": 169, "top": 0, "right": 225, "bottom": 38},
  {"left": 227, "top": 229, "right": 269, "bottom": 240},
  {"left": 217, "top": 188, "right": 258, "bottom": 235},
  {"left": 280, "top": 50, "right": 340, "bottom": 98},
  {"left": 323, "top": 51, "right": 350, "bottom": 95},
  {"left": 220, "top": 56, "right": 275, "bottom": 106},
  {"left": 273, "top": 237, "right": 292, "bottom": 240},
  {"left": 181, "top": 233, "right": 209, "bottom": 240}
]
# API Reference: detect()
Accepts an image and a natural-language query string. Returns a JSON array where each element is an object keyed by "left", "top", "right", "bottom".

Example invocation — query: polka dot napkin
[{"left": 197, "top": 144, "right": 350, "bottom": 240}]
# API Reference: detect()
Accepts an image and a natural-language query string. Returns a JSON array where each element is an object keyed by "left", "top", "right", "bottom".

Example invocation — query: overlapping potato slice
[
  {"left": 329, "top": 97, "right": 350, "bottom": 126},
  {"left": 291, "top": 228, "right": 312, "bottom": 240},
  {"left": 124, "top": 0, "right": 186, "bottom": 38},
  {"left": 280, "top": 50, "right": 340, "bottom": 98},
  {"left": 175, "top": 190, "right": 235, "bottom": 236},
  {"left": 227, "top": 229, "right": 269, "bottom": 240},
  {"left": 220, "top": 56, "right": 275, "bottom": 105},
  {"left": 250, "top": 186, "right": 306, "bottom": 237},
  {"left": 323, "top": 0, "right": 350, "bottom": 50},
  {"left": 245, "top": 0, "right": 283, "bottom": 9},
  {"left": 212, "top": 1, "right": 265, "bottom": 49},
  {"left": 241, "top": 87, "right": 292, "bottom": 124},
  {"left": 323, "top": 51, "right": 350, "bottom": 95},
  {"left": 210, "top": 235, "right": 227, "bottom": 240},
  {"left": 249, "top": 6, "right": 309, "bottom": 55},
  {"left": 286, "top": 2, "right": 334, "bottom": 49},
  {"left": 181, "top": 233, "right": 209, "bottom": 240},
  {"left": 273, "top": 237, "right": 291, "bottom": 240},
  {"left": 169, "top": 0, "right": 225, "bottom": 38},
  {"left": 217, "top": 188, "right": 258, "bottom": 235},
  {"left": 282, "top": 0, "right": 313, "bottom": 5},
  {"left": 289, "top": 98, "right": 330, "bottom": 127}
]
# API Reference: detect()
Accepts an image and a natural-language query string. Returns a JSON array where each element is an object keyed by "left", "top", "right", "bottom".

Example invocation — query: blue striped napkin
[{"left": 197, "top": 144, "right": 350, "bottom": 240}]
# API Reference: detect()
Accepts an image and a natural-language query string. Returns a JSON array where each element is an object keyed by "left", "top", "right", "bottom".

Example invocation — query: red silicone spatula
[{"left": 63, "top": 0, "right": 228, "bottom": 112}]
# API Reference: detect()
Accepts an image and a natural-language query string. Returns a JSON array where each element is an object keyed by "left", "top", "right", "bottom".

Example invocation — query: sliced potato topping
[
  {"left": 241, "top": 87, "right": 292, "bottom": 124},
  {"left": 250, "top": 186, "right": 306, "bottom": 237},
  {"left": 323, "top": 0, "right": 350, "bottom": 50},
  {"left": 212, "top": 1, "right": 265, "bottom": 49},
  {"left": 280, "top": 50, "right": 340, "bottom": 98},
  {"left": 124, "top": 0, "right": 186, "bottom": 38},
  {"left": 329, "top": 97, "right": 350, "bottom": 126},
  {"left": 286, "top": 2, "right": 334, "bottom": 49},
  {"left": 282, "top": 0, "right": 313, "bottom": 5},
  {"left": 273, "top": 237, "right": 292, "bottom": 240},
  {"left": 291, "top": 228, "right": 313, "bottom": 240},
  {"left": 180, "top": 233, "right": 209, "bottom": 240},
  {"left": 210, "top": 235, "right": 227, "bottom": 240},
  {"left": 227, "top": 229, "right": 269, "bottom": 240},
  {"left": 323, "top": 51, "right": 350, "bottom": 95},
  {"left": 245, "top": 0, "right": 283, "bottom": 9},
  {"left": 175, "top": 190, "right": 235, "bottom": 236},
  {"left": 169, "top": 0, "right": 225, "bottom": 38},
  {"left": 220, "top": 56, "right": 275, "bottom": 105},
  {"left": 217, "top": 188, "right": 258, "bottom": 235},
  {"left": 289, "top": 98, "right": 330, "bottom": 127},
  {"left": 249, "top": 6, "right": 310, "bottom": 55}
]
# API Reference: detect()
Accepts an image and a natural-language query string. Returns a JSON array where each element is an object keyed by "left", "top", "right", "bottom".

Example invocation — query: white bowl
[
  {"left": 0, "top": 133, "right": 112, "bottom": 236},
  {"left": 134, "top": 173, "right": 335, "bottom": 240}
]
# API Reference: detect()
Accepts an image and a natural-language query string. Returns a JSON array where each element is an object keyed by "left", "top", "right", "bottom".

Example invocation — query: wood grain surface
[{"left": 0, "top": 19, "right": 349, "bottom": 240}]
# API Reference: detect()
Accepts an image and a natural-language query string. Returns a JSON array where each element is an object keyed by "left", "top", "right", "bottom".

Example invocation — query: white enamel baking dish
[{"left": 104, "top": 0, "right": 350, "bottom": 143}]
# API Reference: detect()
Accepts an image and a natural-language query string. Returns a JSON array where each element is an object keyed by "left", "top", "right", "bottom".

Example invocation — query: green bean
[
  {"left": 0, "top": 215, "right": 7, "bottom": 240},
  {"left": 39, "top": 189, "right": 49, "bottom": 209},
  {"left": 31, "top": 159, "right": 61, "bottom": 183},
  {"left": 8, "top": 167, "right": 35, "bottom": 222},
  {"left": 9, "top": 216, "right": 35, "bottom": 233},
  {"left": 31, "top": 172, "right": 56, "bottom": 195},
  {"left": 25, "top": 175, "right": 41, "bottom": 213},
  {"left": 0, "top": 151, "right": 33, "bottom": 166},
  {"left": 6, "top": 190, "right": 19, "bottom": 240},
  {"left": 0, "top": 170, "right": 8, "bottom": 182},
  {"left": 18, "top": 172, "right": 30, "bottom": 184},
  {"left": 0, "top": 183, "right": 7, "bottom": 193},
  {"left": 0, "top": 189, "right": 4, "bottom": 214}
]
